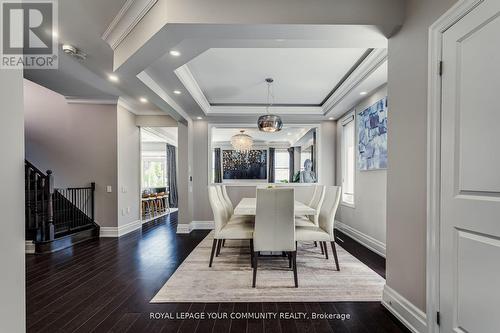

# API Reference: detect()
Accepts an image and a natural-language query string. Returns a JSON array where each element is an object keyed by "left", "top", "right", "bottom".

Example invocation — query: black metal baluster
[{"left": 34, "top": 173, "right": 39, "bottom": 241}]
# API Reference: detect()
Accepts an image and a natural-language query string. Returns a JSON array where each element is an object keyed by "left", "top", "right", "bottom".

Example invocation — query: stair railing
[
  {"left": 25, "top": 160, "right": 96, "bottom": 242},
  {"left": 25, "top": 161, "right": 54, "bottom": 242}
]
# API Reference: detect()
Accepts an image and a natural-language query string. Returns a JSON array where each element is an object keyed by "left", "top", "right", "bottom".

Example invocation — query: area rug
[{"left": 151, "top": 232, "right": 385, "bottom": 303}]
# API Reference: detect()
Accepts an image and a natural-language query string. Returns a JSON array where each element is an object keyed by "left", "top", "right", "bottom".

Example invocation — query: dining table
[{"left": 233, "top": 197, "right": 316, "bottom": 216}]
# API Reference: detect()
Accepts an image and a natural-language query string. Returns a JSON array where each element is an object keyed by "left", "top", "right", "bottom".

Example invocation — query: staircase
[{"left": 25, "top": 160, "right": 100, "bottom": 253}]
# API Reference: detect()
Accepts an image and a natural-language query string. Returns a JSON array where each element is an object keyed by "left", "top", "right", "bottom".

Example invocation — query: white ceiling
[
  {"left": 187, "top": 48, "right": 367, "bottom": 105},
  {"left": 212, "top": 127, "right": 313, "bottom": 145},
  {"left": 22, "top": 0, "right": 393, "bottom": 122}
]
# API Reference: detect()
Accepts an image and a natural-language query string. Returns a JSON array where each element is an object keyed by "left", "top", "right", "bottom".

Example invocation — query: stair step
[{"left": 34, "top": 225, "right": 99, "bottom": 254}]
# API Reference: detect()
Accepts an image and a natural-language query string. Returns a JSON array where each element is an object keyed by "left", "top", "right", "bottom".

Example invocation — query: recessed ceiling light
[
  {"left": 169, "top": 50, "right": 181, "bottom": 57},
  {"left": 196, "top": 117, "right": 203, "bottom": 120},
  {"left": 360, "top": 91, "right": 368, "bottom": 95},
  {"left": 329, "top": 117, "right": 334, "bottom": 120},
  {"left": 287, "top": 132, "right": 292, "bottom": 136},
  {"left": 108, "top": 74, "right": 119, "bottom": 82},
  {"left": 173, "top": 90, "right": 182, "bottom": 95},
  {"left": 139, "top": 97, "right": 148, "bottom": 103}
]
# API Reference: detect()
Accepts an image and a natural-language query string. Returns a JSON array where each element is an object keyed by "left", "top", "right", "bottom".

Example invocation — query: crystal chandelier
[
  {"left": 257, "top": 78, "right": 283, "bottom": 132},
  {"left": 231, "top": 130, "right": 253, "bottom": 152}
]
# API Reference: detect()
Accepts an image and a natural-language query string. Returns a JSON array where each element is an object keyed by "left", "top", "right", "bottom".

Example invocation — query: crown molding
[
  {"left": 64, "top": 97, "right": 118, "bottom": 105},
  {"left": 101, "top": 0, "right": 158, "bottom": 50},
  {"left": 175, "top": 65, "right": 212, "bottom": 114},
  {"left": 210, "top": 105, "right": 324, "bottom": 115},
  {"left": 322, "top": 48, "right": 387, "bottom": 115}
]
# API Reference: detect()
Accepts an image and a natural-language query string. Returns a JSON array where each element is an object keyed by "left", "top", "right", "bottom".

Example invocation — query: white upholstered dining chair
[
  {"left": 219, "top": 185, "right": 253, "bottom": 224},
  {"left": 295, "top": 185, "right": 325, "bottom": 228},
  {"left": 295, "top": 186, "right": 341, "bottom": 270},
  {"left": 207, "top": 186, "right": 254, "bottom": 267},
  {"left": 252, "top": 188, "right": 298, "bottom": 288},
  {"left": 217, "top": 185, "right": 254, "bottom": 248}
]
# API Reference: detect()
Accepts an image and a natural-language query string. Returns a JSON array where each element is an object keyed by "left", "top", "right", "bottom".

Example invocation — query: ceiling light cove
[{"left": 171, "top": 47, "right": 387, "bottom": 119}]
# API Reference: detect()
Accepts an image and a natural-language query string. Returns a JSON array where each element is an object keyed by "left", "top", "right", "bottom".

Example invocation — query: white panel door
[{"left": 440, "top": 1, "right": 500, "bottom": 332}]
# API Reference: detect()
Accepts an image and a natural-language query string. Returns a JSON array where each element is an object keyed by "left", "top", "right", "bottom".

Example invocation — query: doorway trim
[{"left": 426, "top": 1, "right": 484, "bottom": 332}]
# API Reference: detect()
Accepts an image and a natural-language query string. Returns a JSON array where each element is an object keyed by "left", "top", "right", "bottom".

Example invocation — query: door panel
[
  {"left": 440, "top": 0, "right": 500, "bottom": 332},
  {"left": 456, "top": 230, "right": 500, "bottom": 333},
  {"left": 458, "top": 13, "right": 500, "bottom": 193}
]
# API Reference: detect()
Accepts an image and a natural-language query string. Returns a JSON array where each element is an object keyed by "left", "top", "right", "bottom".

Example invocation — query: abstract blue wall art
[{"left": 358, "top": 97, "right": 388, "bottom": 170}]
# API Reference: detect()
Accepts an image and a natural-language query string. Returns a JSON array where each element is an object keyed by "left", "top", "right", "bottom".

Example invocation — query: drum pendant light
[{"left": 257, "top": 78, "right": 283, "bottom": 132}]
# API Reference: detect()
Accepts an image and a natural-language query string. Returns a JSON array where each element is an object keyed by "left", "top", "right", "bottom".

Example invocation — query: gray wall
[
  {"left": 177, "top": 121, "right": 192, "bottom": 224},
  {"left": 386, "top": 0, "right": 457, "bottom": 311},
  {"left": 319, "top": 121, "right": 336, "bottom": 186},
  {"left": 24, "top": 80, "right": 119, "bottom": 227},
  {"left": 335, "top": 85, "right": 387, "bottom": 249},
  {"left": 117, "top": 105, "right": 141, "bottom": 227},
  {"left": 0, "top": 67, "right": 25, "bottom": 332},
  {"left": 192, "top": 120, "right": 212, "bottom": 221}
]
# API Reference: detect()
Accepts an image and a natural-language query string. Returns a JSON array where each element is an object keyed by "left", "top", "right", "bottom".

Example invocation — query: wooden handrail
[{"left": 25, "top": 159, "right": 46, "bottom": 177}]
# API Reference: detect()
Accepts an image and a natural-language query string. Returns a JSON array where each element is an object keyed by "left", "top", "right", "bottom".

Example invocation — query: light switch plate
[{"left": 106, "top": 185, "right": 112, "bottom": 193}]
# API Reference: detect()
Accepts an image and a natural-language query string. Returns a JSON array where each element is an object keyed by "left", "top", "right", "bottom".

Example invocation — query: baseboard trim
[
  {"left": 382, "top": 285, "right": 427, "bottom": 333},
  {"left": 100, "top": 219, "right": 141, "bottom": 237},
  {"left": 335, "top": 221, "right": 386, "bottom": 257},
  {"left": 141, "top": 208, "right": 179, "bottom": 225},
  {"left": 176, "top": 220, "right": 214, "bottom": 234},
  {"left": 25, "top": 240, "right": 35, "bottom": 254}
]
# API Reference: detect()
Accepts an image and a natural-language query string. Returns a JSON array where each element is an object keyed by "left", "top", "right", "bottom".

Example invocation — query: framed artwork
[
  {"left": 358, "top": 97, "right": 388, "bottom": 170},
  {"left": 222, "top": 150, "right": 267, "bottom": 180}
]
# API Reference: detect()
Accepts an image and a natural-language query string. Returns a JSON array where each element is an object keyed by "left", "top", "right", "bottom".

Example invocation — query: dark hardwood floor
[{"left": 26, "top": 212, "right": 409, "bottom": 333}]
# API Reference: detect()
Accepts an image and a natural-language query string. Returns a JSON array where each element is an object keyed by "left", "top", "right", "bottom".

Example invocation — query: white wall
[
  {"left": 335, "top": 85, "right": 387, "bottom": 255},
  {"left": 386, "top": 0, "right": 457, "bottom": 311},
  {"left": 0, "top": 67, "right": 25, "bottom": 332},
  {"left": 117, "top": 105, "right": 141, "bottom": 227},
  {"left": 24, "top": 80, "right": 119, "bottom": 227}
]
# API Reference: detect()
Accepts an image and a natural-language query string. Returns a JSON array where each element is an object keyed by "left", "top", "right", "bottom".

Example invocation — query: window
[
  {"left": 142, "top": 149, "right": 167, "bottom": 188},
  {"left": 341, "top": 115, "right": 355, "bottom": 205},
  {"left": 274, "top": 149, "right": 290, "bottom": 182}
]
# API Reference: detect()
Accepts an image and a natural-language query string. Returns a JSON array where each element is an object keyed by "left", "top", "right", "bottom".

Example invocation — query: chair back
[
  {"left": 318, "top": 186, "right": 341, "bottom": 239},
  {"left": 215, "top": 185, "right": 231, "bottom": 220},
  {"left": 254, "top": 188, "right": 295, "bottom": 252},
  {"left": 208, "top": 186, "right": 229, "bottom": 237},
  {"left": 221, "top": 185, "right": 234, "bottom": 214},
  {"left": 308, "top": 185, "right": 326, "bottom": 210}
]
